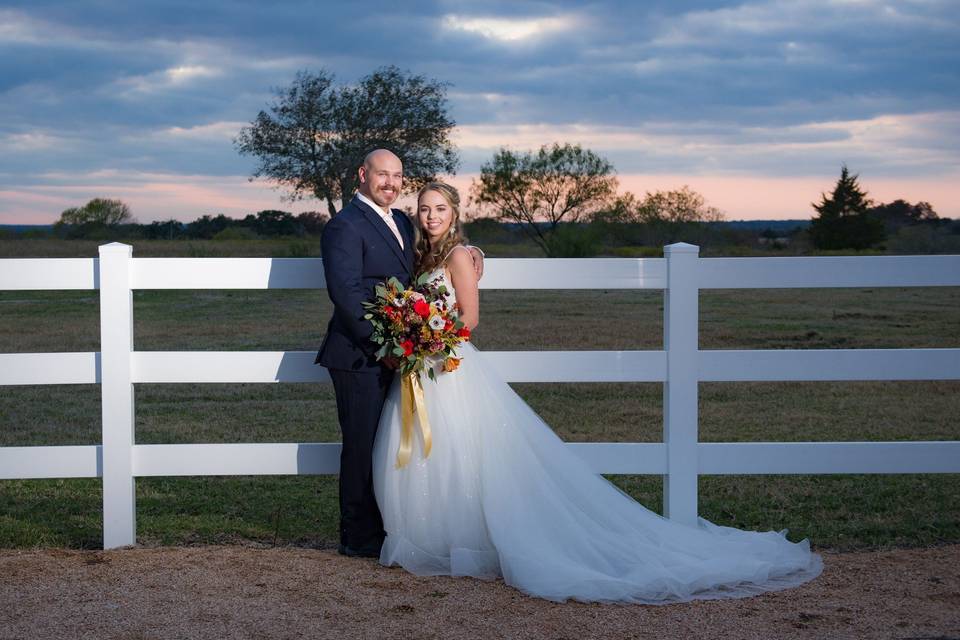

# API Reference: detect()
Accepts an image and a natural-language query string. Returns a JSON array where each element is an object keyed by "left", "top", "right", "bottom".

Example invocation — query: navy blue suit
[{"left": 316, "top": 195, "right": 415, "bottom": 551}]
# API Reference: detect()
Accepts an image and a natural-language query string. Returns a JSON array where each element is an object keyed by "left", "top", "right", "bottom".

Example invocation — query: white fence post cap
[
  {"left": 98, "top": 242, "right": 132, "bottom": 254},
  {"left": 664, "top": 242, "right": 700, "bottom": 254}
]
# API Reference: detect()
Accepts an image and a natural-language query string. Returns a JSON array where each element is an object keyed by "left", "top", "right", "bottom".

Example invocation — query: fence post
[
  {"left": 663, "top": 242, "right": 700, "bottom": 525},
  {"left": 99, "top": 242, "right": 136, "bottom": 548}
]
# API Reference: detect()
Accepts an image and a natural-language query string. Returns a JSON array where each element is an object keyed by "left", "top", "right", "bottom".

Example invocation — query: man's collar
[{"left": 356, "top": 192, "right": 391, "bottom": 218}]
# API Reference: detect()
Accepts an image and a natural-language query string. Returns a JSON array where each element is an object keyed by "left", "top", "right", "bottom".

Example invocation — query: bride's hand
[{"left": 467, "top": 246, "right": 484, "bottom": 280}]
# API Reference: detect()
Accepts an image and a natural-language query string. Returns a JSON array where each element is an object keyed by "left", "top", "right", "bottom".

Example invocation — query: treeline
[
  {"left": 48, "top": 201, "right": 329, "bottom": 240},
  {"left": 805, "top": 165, "right": 955, "bottom": 253}
]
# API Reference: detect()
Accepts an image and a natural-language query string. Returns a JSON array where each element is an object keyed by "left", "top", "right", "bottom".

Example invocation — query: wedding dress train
[{"left": 371, "top": 266, "right": 822, "bottom": 604}]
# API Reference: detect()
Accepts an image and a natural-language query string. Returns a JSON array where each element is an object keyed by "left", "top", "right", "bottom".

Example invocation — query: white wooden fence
[{"left": 1, "top": 242, "right": 959, "bottom": 549}]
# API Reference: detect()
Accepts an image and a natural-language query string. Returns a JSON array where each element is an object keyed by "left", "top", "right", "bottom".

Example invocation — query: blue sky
[{"left": 1, "top": 0, "right": 958, "bottom": 223}]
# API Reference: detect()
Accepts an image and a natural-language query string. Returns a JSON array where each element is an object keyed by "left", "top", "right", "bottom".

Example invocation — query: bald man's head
[
  {"left": 358, "top": 149, "right": 403, "bottom": 208},
  {"left": 363, "top": 149, "right": 401, "bottom": 169}
]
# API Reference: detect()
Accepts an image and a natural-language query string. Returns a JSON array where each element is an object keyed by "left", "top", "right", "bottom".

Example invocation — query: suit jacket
[{"left": 316, "top": 195, "right": 416, "bottom": 373}]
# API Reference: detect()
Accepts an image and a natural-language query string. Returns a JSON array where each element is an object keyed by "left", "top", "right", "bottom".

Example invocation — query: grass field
[{"left": 1, "top": 238, "right": 958, "bottom": 551}]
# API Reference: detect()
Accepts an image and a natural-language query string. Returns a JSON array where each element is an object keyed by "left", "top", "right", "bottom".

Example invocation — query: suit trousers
[{"left": 329, "top": 366, "right": 394, "bottom": 549}]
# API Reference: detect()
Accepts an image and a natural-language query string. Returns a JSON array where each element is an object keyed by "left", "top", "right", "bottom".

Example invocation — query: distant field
[{"left": 1, "top": 238, "right": 958, "bottom": 550}]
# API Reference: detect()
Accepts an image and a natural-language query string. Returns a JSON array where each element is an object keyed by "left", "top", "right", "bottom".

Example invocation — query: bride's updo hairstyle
[{"left": 414, "top": 181, "right": 468, "bottom": 277}]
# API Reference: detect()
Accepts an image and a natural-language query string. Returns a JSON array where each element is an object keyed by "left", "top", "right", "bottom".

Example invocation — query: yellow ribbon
[{"left": 396, "top": 371, "right": 432, "bottom": 469}]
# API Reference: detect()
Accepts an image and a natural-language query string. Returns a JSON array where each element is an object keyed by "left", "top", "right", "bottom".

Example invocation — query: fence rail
[{"left": 2, "top": 242, "right": 959, "bottom": 549}]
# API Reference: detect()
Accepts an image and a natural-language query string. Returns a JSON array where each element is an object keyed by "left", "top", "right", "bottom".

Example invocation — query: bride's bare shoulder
[
  {"left": 445, "top": 245, "right": 473, "bottom": 270},
  {"left": 443, "top": 245, "right": 475, "bottom": 288},
  {"left": 443, "top": 244, "right": 471, "bottom": 261}
]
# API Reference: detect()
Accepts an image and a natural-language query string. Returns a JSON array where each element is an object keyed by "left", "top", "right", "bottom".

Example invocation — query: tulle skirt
[{"left": 371, "top": 343, "right": 822, "bottom": 604}]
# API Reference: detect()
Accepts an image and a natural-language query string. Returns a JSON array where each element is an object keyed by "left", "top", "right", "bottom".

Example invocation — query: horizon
[{"left": 2, "top": 2, "right": 957, "bottom": 224}]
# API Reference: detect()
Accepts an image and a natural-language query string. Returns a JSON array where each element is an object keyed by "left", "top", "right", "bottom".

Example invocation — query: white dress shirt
[{"left": 357, "top": 192, "right": 404, "bottom": 249}]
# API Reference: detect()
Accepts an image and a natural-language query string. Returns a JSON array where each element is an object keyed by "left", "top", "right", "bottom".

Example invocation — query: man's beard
[{"left": 376, "top": 187, "right": 398, "bottom": 206}]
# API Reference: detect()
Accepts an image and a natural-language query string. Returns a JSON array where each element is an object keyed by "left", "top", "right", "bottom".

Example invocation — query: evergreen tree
[{"left": 809, "top": 165, "right": 885, "bottom": 250}]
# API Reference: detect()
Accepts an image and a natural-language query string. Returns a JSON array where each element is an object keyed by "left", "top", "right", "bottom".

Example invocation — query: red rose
[
  {"left": 413, "top": 300, "right": 430, "bottom": 317},
  {"left": 444, "top": 320, "right": 454, "bottom": 332},
  {"left": 401, "top": 340, "right": 414, "bottom": 356},
  {"left": 457, "top": 327, "right": 471, "bottom": 339}
]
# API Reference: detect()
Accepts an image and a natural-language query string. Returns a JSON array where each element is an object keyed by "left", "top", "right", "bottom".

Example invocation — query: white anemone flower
[{"left": 428, "top": 315, "right": 445, "bottom": 330}]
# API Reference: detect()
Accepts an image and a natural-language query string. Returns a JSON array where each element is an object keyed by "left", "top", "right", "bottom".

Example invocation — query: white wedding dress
[{"left": 371, "top": 264, "right": 822, "bottom": 604}]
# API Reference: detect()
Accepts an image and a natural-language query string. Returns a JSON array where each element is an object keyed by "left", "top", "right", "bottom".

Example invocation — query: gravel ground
[{"left": 2, "top": 544, "right": 959, "bottom": 640}]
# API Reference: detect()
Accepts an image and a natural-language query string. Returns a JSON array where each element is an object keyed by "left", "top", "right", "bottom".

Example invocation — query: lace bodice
[
  {"left": 426, "top": 244, "right": 469, "bottom": 310},
  {"left": 426, "top": 265, "right": 457, "bottom": 309}
]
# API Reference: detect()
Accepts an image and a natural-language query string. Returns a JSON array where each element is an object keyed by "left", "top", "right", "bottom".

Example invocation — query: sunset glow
[{"left": 1, "top": 2, "right": 957, "bottom": 226}]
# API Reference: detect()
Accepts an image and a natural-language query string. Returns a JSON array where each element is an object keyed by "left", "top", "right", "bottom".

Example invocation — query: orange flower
[{"left": 443, "top": 357, "right": 461, "bottom": 372}]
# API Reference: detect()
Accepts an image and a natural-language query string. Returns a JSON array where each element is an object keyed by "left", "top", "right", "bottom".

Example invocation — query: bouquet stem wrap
[{"left": 396, "top": 371, "right": 432, "bottom": 469}]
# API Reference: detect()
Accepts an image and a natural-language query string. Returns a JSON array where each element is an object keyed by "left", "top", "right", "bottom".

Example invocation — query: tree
[
  {"left": 591, "top": 187, "right": 724, "bottom": 247},
  {"left": 592, "top": 192, "right": 643, "bottom": 226},
  {"left": 54, "top": 198, "right": 135, "bottom": 239},
  {"left": 239, "top": 210, "right": 300, "bottom": 236},
  {"left": 867, "top": 199, "right": 939, "bottom": 233},
  {"left": 144, "top": 219, "right": 186, "bottom": 240},
  {"left": 471, "top": 143, "right": 617, "bottom": 256},
  {"left": 235, "top": 66, "right": 458, "bottom": 217},
  {"left": 296, "top": 211, "right": 329, "bottom": 235},
  {"left": 636, "top": 186, "right": 725, "bottom": 225},
  {"left": 56, "top": 198, "right": 133, "bottom": 227},
  {"left": 593, "top": 187, "right": 723, "bottom": 225},
  {"left": 187, "top": 214, "right": 232, "bottom": 239},
  {"left": 809, "top": 165, "right": 885, "bottom": 250}
]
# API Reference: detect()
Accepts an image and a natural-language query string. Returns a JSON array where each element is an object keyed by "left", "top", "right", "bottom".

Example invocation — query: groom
[{"left": 316, "top": 149, "right": 481, "bottom": 558}]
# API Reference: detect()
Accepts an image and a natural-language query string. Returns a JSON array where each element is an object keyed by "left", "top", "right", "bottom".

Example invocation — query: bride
[{"left": 371, "top": 182, "right": 822, "bottom": 604}]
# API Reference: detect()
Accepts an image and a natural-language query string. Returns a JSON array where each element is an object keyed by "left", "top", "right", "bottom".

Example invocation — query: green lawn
[{"left": 1, "top": 238, "right": 957, "bottom": 550}]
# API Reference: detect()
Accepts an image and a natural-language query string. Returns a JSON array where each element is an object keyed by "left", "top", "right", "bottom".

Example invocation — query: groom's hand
[
  {"left": 468, "top": 246, "right": 484, "bottom": 280},
  {"left": 382, "top": 356, "right": 401, "bottom": 370}
]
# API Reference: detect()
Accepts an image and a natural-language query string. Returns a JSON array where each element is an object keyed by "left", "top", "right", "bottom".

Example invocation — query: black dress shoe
[{"left": 338, "top": 543, "right": 381, "bottom": 558}]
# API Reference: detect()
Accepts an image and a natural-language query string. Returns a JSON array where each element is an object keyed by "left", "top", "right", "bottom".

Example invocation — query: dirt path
[{"left": 2, "top": 544, "right": 959, "bottom": 640}]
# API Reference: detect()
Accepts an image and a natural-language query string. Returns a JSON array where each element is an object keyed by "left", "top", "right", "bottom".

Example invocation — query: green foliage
[
  {"left": 638, "top": 186, "right": 725, "bottom": 225},
  {"left": 886, "top": 222, "right": 960, "bottom": 254},
  {"left": 212, "top": 227, "right": 259, "bottom": 241},
  {"left": 239, "top": 210, "right": 302, "bottom": 237},
  {"left": 472, "top": 143, "right": 617, "bottom": 256},
  {"left": 591, "top": 187, "right": 725, "bottom": 249},
  {"left": 295, "top": 211, "right": 328, "bottom": 235},
  {"left": 274, "top": 240, "right": 315, "bottom": 258},
  {"left": 57, "top": 198, "right": 133, "bottom": 227},
  {"left": 809, "top": 165, "right": 886, "bottom": 250},
  {"left": 463, "top": 217, "right": 516, "bottom": 245},
  {"left": 235, "top": 66, "right": 458, "bottom": 216},
  {"left": 594, "top": 187, "right": 724, "bottom": 226},
  {"left": 144, "top": 219, "right": 187, "bottom": 240},
  {"left": 543, "top": 223, "right": 601, "bottom": 257},
  {"left": 867, "top": 199, "right": 938, "bottom": 233},
  {"left": 186, "top": 214, "right": 232, "bottom": 239},
  {"left": 53, "top": 198, "right": 135, "bottom": 239}
]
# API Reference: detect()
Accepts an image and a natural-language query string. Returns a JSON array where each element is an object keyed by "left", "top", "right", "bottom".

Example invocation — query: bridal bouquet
[
  {"left": 362, "top": 273, "right": 470, "bottom": 380},
  {"left": 362, "top": 273, "right": 471, "bottom": 469}
]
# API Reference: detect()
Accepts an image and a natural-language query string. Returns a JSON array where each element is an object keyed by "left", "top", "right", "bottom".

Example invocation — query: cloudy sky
[{"left": 1, "top": 0, "right": 958, "bottom": 224}]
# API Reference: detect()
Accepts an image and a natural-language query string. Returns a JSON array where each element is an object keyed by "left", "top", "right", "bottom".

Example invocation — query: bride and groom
[{"left": 316, "top": 149, "right": 821, "bottom": 604}]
